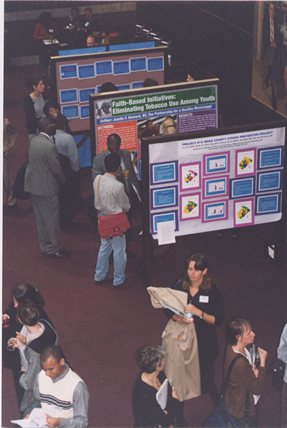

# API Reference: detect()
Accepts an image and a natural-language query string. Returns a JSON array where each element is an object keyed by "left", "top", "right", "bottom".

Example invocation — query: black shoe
[{"left": 48, "top": 250, "right": 70, "bottom": 258}]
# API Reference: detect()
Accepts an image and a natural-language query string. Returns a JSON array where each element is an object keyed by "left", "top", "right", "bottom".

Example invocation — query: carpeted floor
[{"left": 2, "top": 65, "right": 287, "bottom": 427}]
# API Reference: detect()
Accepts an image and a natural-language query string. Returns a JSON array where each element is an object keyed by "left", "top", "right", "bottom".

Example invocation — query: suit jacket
[
  {"left": 263, "top": 15, "right": 282, "bottom": 52},
  {"left": 25, "top": 133, "right": 65, "bottom": 197},
  {"left": 91, "top": 149, "right": 140, "bottom": 195}
]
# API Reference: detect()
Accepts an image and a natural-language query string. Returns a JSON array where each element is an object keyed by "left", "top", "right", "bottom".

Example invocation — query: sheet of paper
[
  {"left": 156, "top": 378, "right": 169, "bottom": 410},
  {"left": 157, "top": 221, "right": 175, "bottom": 246},
  {"left": 11, "top": 407, "right": 58, "bottom": 427}
]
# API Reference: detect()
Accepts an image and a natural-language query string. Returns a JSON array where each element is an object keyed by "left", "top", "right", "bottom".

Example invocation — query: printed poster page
[
  {"left": 148, "top": 127, "right": 285, "bottom": 239},
  {"left": 94, "top": 84, "right": 218, "bottom": 157}
]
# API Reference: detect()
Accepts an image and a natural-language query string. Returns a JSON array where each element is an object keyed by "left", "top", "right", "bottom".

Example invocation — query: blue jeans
[{"left": 94, "top": 235, "right": 126, "bottom": 285}]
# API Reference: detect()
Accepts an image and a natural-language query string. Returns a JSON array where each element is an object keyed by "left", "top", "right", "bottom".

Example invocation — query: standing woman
[
  {"left": 224, "top": 318, "right": 267, "bottom": 427},
  {"left": 2, "top": 283, "right": 52, "bottom": 410},
  {"left": 132, "top": 345, "right": 181, "bottom": 427},
  {"left": 163, "top": 253, "right": 224, "bottom": 405},
  {"left": 24, "top": 76, "right": 46, "bottom": 142}
]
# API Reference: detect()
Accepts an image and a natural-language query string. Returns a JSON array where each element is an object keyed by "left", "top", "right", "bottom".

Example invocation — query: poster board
[
  {"left": 142, "top": 121, "right": 286, "bottom": 239},
  {"left": 89, "top": 79, "right": 219, "bottom": 171},
  {"left": 51, "top": 46, "right": 167, "bottom": 134}
]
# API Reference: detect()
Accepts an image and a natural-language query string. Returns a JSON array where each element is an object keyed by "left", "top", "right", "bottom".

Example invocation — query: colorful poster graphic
[
  {"left": 180, "top": 162, "right": 201, "bottom": 191},
  {"left": 180, "top": 193, "right": 200, "bottom": 221},
  {"left": 235, "top": 148, "right": 256, "bottom": 177},
  {"left": 233, "top": 199, "right": 254, "bottom": 227}
]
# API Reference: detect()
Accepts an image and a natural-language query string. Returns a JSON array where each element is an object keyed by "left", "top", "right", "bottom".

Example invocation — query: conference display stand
[{"left": 140, "top": 119, "right": 287, "bottom": 283}]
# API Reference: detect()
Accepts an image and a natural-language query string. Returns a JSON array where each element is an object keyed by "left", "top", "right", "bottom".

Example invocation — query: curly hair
[{"left": 135, "top": 345, "right": 166, "bottom": 374}]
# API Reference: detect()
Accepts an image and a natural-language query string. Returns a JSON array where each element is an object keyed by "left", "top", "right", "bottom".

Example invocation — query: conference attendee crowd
[{"left": 3, "top": 5, "right": 287, "bottom": 428}]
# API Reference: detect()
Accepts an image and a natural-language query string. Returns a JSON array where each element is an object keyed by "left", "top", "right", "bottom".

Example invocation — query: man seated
[
  {"left": 86, "top": 34, "right": 102, "bottom": 47},
  {"left": 24, "top": 345, "right": 89, "bottom": 428}
]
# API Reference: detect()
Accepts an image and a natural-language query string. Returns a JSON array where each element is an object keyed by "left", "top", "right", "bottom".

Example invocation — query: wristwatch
[{"left": 200, "top": 311, "right": 204, "bottom": 319}]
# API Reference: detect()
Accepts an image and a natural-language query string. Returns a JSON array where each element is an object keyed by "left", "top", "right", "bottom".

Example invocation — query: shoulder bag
[
  {"left": 96, "top": 176, "right": 131, "bottom": 240},
  {"left": 203, "top": 354, "right": 249, "bottom": 428},
  {"left": 268, "top": 358, "right": 285, "bottom": 392}
]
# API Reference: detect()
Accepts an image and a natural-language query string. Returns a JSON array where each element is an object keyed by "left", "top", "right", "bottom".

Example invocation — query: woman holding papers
[
  {"left": 163, "top": 253, "right": 224, "bottom": 406},
  {"left": 7, "top": 301, "right": 58, "bottom": 416},
  {"left": 2, "top": 283, "right": 53, "bottom": 411},
  {"left": 132, "top": 345, "right": 181, "bottom": 427}
]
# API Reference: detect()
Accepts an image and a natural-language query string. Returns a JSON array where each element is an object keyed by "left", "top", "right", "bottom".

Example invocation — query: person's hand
[
  {"left": 271, "top": 42, "right": 277, "bottom": 49},
  {"left": 172, "top": 386, "right": 179, "bottom": 400},
  {"left": 7, "top": 337, "right": 21, "bottom": 348},
  {"left": 186, "top": 303, "right": 201, "bottom": 318},
  {"left": 173, "top": 315, "right": 194, "bottom": 325},
  {"left": 16, "top": 332, "right": 27, "bottom": 344},
  {"left": 115, "top": 170, "right": 125, "bottom": 182},
  {"left": 253, "top": 366, "right": 259, "bottom": 378},
  {"left": 258, "top": 348, "right": 268, "bottom": 366},
  {"left": 2, "top": 314, "right": 10, "bottom": 324},
  {"left": 46, "top": 415, "right": 61, "bottom": 428},
  {"left": 21, "top": 366, "right": 25, "bottom": 372},
  {"left": 24, "top": 415, "right": 30, "bottom": 420}
]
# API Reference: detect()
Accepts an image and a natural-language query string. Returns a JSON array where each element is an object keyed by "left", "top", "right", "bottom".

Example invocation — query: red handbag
[
  {"left": 98, "top": 212, "right": 131, "bottom": 239},
  {"left": 96, "top": 176, "right": 131, "bottom": 239}
]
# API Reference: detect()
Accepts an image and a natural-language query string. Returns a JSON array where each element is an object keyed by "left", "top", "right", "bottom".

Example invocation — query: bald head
[{"left": 162, "top": 117, "right": 177, "bottom": 135}]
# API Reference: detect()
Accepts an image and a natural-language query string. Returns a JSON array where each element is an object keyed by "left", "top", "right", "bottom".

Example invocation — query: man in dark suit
[
  {"left": 262, "top": 2, "right": 283, "bottom": 110},
  {"left": 92, "top": 133, "right": 141, "bottom": 257},
  {"left": 24, "top": 117, "right": 69, "bottom": 258}
]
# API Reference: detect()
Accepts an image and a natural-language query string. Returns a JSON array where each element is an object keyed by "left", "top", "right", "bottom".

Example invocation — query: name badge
[{"left": 199, "top": 295, "right": 209, "bottom": 303}]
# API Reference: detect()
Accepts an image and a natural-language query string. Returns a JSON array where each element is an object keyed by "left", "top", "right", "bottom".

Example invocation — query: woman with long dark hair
[{"left": 163, "top": 253, "right": 224, "bottom": 406}]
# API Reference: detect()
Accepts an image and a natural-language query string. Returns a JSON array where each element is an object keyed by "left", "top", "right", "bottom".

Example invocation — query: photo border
[
  {"left": 230, "top": 177, "right": 255, "bottom": 199},
  {"left": 257, "top": 146, "right": 284, "bottom": 170},
  {"left": 180, "top": 162, "right": 201, "bottom": 192},
  {"left": 150, "top": 160, "right": 178, "bottom": 186},
  {"left": 202, "top": 199, "right": 228, "bottom": 222},
  {"left": 203, "top": 175, "right": 229, "bottom": 199},
  {"left": 203, "top": 151, "right": 230, "bottom": 176},
  {"left": 180, "top": 192, "right": 201, "bottom": 221},
  {"left": 235, "top": 148, "right": 256, "bottom": 177},
  {"left": 151, "top": 210, "right": 179, "bottom": 235},
  {"left": 233, "top": 198, "right": 255, "bottom": 227},
  {"left": 255, "top": 192, "right": 281, "bottom": 215},
  {"left": 150, "top": 185, "right": 178, "bottom": 210}
]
